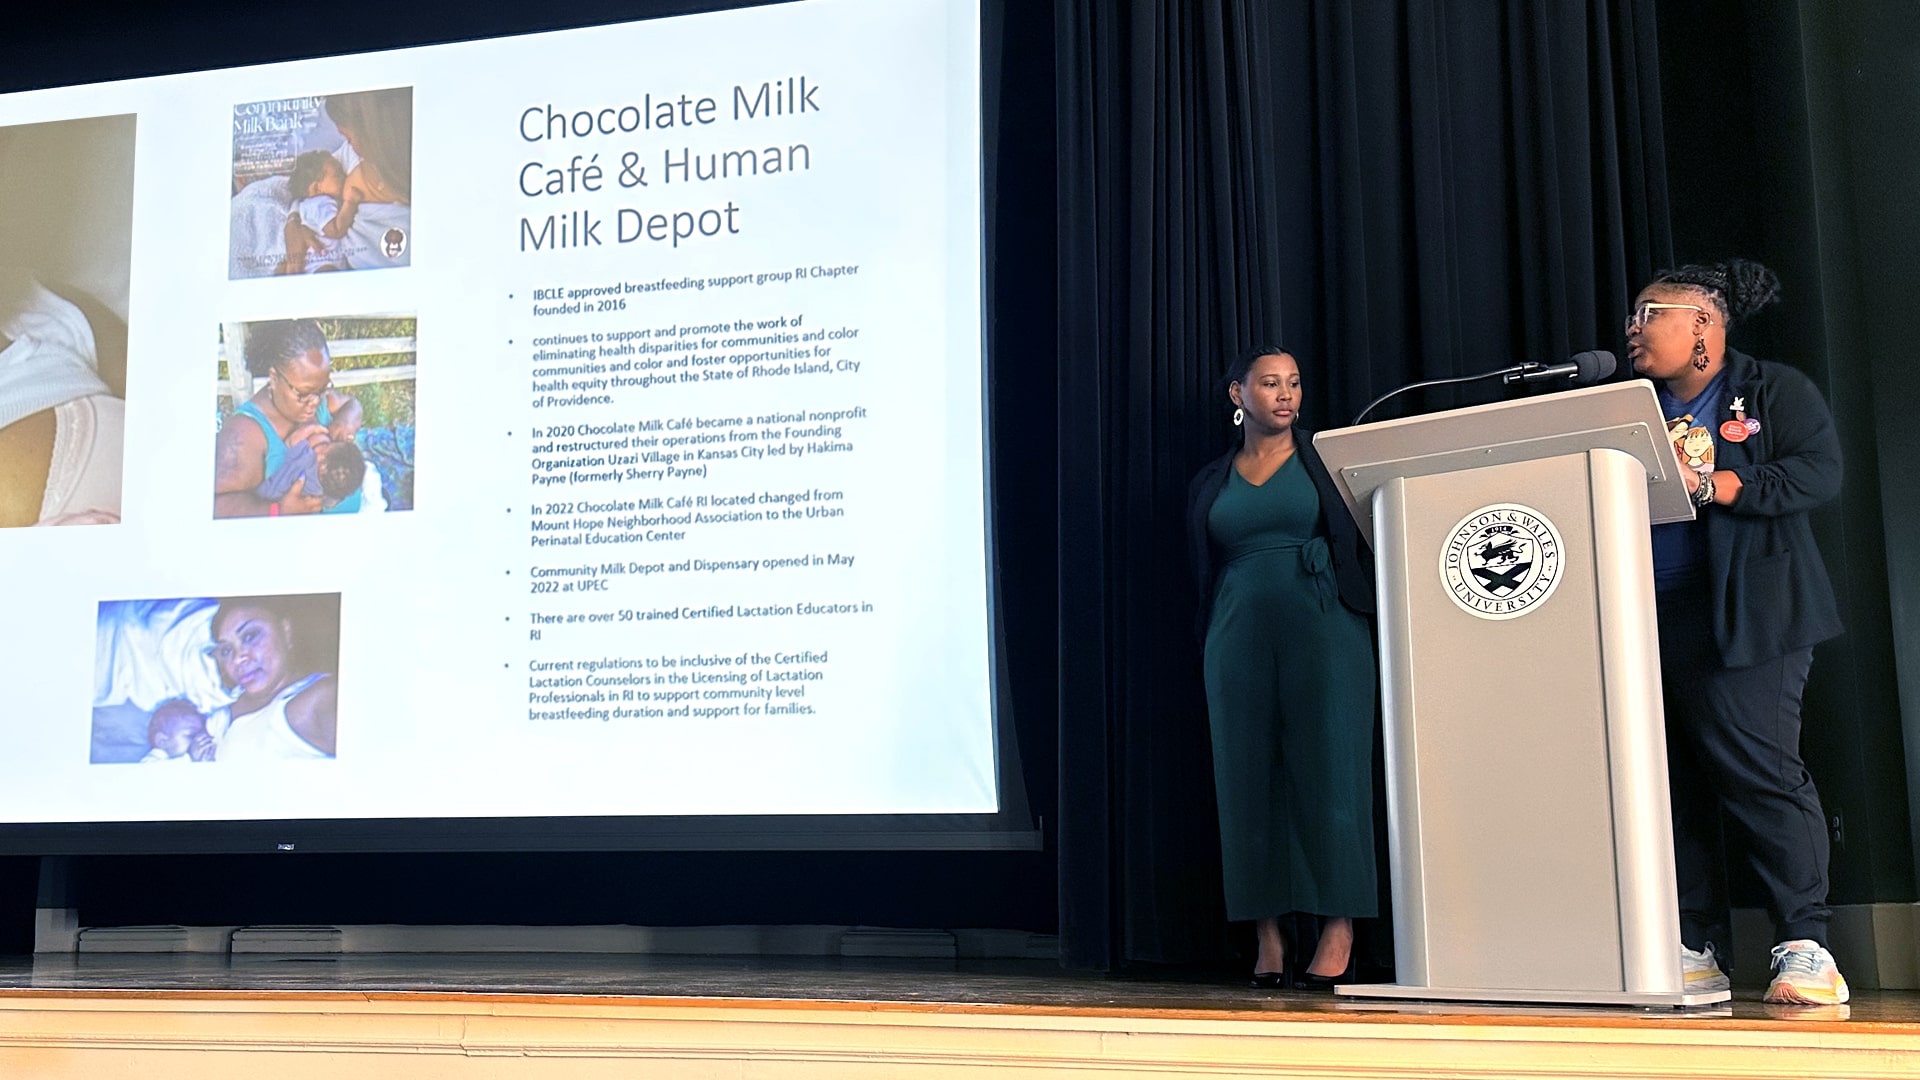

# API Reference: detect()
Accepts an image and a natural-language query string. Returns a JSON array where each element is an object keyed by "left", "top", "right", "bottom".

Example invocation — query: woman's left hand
[
  {"left": 286, "top": 422, "right": 330, "bottom": 451},
  {"left": 1707, "top": 469, "right": 1742, "bottom": 505},
  {"left": 325, "top": 390, "right": 364, "bottom": 442},
  {"left": 278, "top": 217, "right": 324, "bottom": 275}
]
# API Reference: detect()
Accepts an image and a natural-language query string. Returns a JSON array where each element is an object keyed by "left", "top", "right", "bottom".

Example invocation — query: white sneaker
[
  {"left": 1764, "top": 940, "right": 1850, "bottom": 1005},
  {"left": 1680, "top": 942, "right": 1731, "bottom": 994}
]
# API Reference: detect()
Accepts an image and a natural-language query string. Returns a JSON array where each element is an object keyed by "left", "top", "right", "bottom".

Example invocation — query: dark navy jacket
[
  {"left": 1185, "top": 426, "right": 1375, "bottom": 642},
  {"left": 1692, "top": 348, "right": 1844, "bottom": 667}
]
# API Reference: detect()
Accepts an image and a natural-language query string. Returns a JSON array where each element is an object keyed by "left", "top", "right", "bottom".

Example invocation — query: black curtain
[
  {"left": 1054, "top": 0, "right": 1673, "bottom": 969},
  {"left": 1655, "top": 0, "right": 1918, "bottom": 907}
]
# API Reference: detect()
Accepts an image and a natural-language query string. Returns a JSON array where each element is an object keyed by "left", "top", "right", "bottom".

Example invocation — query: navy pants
[{"left": 1656, "top": 581, "right": 1831, "bottom": 959}]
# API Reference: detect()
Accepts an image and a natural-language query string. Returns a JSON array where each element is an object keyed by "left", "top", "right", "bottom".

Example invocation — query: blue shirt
[
  {"left": 232, "top": 398, "right": 362, "bottom": 514},
  {"left": 1651, "top": 373, "right": 1727, "bottom": 590}
]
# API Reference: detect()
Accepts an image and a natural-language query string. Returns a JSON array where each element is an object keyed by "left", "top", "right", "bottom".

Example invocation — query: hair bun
[
  {"left": 1653, "top": 258, "right": 1782, "bottom": 326},
  {"left": 1719, "top": 258, "right": 1782, "bottom": 322}
]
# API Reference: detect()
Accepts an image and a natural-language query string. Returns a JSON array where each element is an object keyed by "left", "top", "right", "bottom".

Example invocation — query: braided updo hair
[
  {"left": 244, "top": 319, "right": 330, "bottom": 378},
  {"left": 1649, "top": 258, "right": 1782, "bottom": 329}
]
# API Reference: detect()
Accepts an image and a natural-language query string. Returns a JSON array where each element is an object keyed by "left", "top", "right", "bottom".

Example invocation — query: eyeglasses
[
  {"left": 1624, "top": 302, "right": 1709, "bottom": 337},
  {"left": 271, "top": 367, "right": 332, "bottom": 407}
]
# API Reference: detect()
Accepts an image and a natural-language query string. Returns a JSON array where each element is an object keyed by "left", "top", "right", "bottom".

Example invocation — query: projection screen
[{"left": 0, "top": 0, "right": 1029, "bottom": 852}]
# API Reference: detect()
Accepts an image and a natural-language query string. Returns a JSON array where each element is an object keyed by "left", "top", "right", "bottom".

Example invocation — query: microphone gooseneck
[{"left": 1352, "top": 351, "right": 1617, "bottom": 426}]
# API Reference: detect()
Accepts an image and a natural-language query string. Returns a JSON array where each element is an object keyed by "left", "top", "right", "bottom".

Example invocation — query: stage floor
[
  {"left": 0, "top": 950, "right": 1913, "bottom": 1020},
  {"left": 3, "top": 952, "right": 1918, "bottom": 1079}
]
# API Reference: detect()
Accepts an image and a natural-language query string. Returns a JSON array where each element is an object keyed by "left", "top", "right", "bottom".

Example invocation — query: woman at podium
[
  {"left": 1626, "top": 258, "right": 1849, "bottom": 1006},
  {"left": 1186, "top": 347, "right": 1378, "bottom": 989}
]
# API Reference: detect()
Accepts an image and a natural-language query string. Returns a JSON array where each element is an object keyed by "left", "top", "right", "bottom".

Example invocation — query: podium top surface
[{"left": 1312, "top": 380, "right": 1695, "bottom": 537}]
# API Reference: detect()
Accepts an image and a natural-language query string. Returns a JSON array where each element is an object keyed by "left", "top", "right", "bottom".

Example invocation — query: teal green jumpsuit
[{"left": 1202, "top": 457, "right": 1378, "bottom": 921}]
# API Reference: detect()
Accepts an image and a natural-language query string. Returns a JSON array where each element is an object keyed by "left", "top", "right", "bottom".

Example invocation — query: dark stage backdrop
[
  {"left": 1054, "top": 0, "right": 1676, "bottom": 970},
  {"left": 1052, "top": 0, "right": 1917, "bottom": 972},
  {"left": 1653, "top": 0, "right": 1920, "bottom": 917}
]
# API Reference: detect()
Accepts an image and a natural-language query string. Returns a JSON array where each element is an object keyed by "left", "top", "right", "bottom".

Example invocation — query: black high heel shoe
[
  {"left": 1249, "top": 919, "right": 1299, "bottom": 990},
  {"left": 1296, "top": 955, "right": 1356, "bottom": 992}
]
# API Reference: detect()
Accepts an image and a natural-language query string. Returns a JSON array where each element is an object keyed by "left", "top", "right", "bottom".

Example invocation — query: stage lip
[{"left": 0, "top": 813, "right": 1045, "bottom": 855}]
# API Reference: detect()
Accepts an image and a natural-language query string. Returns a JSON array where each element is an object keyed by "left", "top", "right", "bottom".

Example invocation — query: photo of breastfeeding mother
[
  {"left": 88, "top": 592, "right": 342, "bottom": 764},
  {"left": 228, "top": 87, "right": 413, "bottom": 278},
  {"left": 214, "top": 319, "right": 361, "bottom": 517},
  {"left": 213, "top": 316, "right": 417, "bottom": 518},
  {"left": 278, "top": 88, "right": 412, "bottom": 276}
]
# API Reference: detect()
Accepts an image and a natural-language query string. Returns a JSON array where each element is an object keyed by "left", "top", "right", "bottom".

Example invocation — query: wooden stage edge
[{"left": 5, "top": 979, "right": 1920, "bottom": 1079}]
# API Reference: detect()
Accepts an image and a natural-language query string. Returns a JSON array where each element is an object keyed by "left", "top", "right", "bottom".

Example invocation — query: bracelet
[
  {"left": 269, "top": 502, "right": 282, "bottom": 517},
  {"left": 1693, "top": 472, "right": 1716, "bottom": 508}
]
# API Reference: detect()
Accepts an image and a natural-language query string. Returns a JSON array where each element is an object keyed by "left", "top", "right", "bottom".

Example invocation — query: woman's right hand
[{"left": 278, "top": 485, "right": 325, "bottom": 515}]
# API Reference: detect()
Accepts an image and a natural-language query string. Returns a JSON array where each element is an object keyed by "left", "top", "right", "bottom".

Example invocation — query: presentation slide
[{"left": 0, "top": 0, "right": 996, "bottom": 827}]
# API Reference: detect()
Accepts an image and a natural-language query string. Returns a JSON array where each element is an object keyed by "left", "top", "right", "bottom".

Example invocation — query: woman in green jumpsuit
[{"left": 1186, "top": 348, "right": 1378, "bottom": 989}]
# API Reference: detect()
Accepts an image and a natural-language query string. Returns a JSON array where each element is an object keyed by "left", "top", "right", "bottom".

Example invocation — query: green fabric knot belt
[{"left": 1225, "top": 535, "right": 1337, "bottom": 611}]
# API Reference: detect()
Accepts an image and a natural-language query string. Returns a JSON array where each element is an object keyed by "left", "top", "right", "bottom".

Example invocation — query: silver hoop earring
[{"left": 1232, "top": 407, "right": 1244, "bottom": 427}]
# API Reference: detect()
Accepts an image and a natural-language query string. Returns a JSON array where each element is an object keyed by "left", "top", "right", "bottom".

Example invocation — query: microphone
[
  {"left": 1503, "top": 350, "right": 1616, "bottom": 386},
  {"left": 1352, "top": 350, "right": 1618, "bottom": 425}
]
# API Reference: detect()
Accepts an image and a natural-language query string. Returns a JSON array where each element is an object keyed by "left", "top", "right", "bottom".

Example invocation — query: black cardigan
[
  {"left": 1692, "top": 348, "right": 1844, "bottom": 666},
  {"left": 1185, "top": 427, "right": 1375, "bottom": 642}
]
